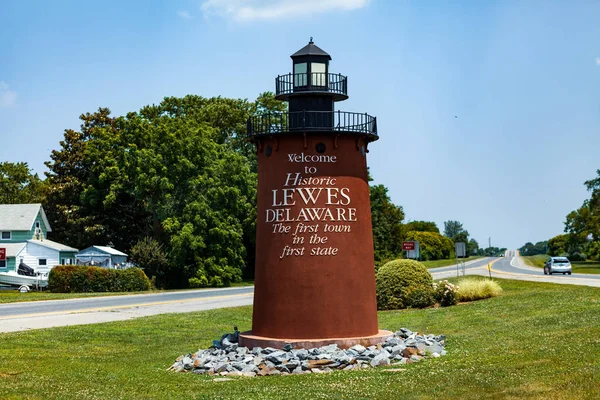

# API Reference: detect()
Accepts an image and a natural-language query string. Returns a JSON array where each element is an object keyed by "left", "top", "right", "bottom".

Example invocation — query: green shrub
[
  {"left": 456, "top": 278, "right": 502, "bottom": 302},
  {"left": 48, "top": 265, "right": 151, "bottom": 293},
  {"left": 404, "top": 231, "right": 454, "bottom": 260},
  {"left": 376, "top": 259, "right": 434, "bottom": 310},
  {"left": 433, "top": 280, "right": 459, "bottom": 306}
]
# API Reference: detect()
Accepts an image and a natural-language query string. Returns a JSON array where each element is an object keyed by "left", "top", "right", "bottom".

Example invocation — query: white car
[{"left": 543, "top": 257, "right": 572, "bottom": 275}]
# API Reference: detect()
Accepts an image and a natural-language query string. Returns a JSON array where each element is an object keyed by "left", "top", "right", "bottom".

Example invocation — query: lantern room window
[
  {"left": 311, "top": 62, "right": 326, "bottom": 87},
  {"left": 294, "top": 62, "right": 307, "bottom": 87}
]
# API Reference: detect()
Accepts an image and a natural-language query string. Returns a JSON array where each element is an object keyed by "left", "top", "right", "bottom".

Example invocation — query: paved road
[
  {"left": 0, "top": 286, "right": 254, "bottom": 333},
  {"left": 429, "top": 257, "right": 496, "bottom": 279},
  {"left": 488, "top": 250, "right": 600, "bottom": 287},
  {"left": 431, "top": 251, "right": 600, "bottom": 288},
  {"left": 3, "top": 253, "right": 598, "bottom": 333}
]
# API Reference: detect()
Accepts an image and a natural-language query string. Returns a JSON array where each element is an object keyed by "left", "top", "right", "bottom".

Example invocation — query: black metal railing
[
  {"left": 247, "top": 110, "right": 377, "bottom": 137},
  {"left": 275, "top": 73, "right": 348, "bottom": 98}
]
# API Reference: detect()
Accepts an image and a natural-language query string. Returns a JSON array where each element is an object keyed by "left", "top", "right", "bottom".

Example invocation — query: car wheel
[
  {"left": 549, "top": 270, "right": 553, "bottom": 275},
  {"left": 543, "top": 268, "right": 548, "bottom": 275},
  {"left": 568, "top": 272, "right": 572, "bottom": 275},
  {"left": 563, "top": 272, "right": 566, "bottom": 275}
]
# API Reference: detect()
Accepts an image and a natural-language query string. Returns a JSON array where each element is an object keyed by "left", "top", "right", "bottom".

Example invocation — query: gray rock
[
  {"left": 386, "top": 337, "right": 403, "bottom": 346},
  {"left": 295, "top": 349, "right": 309, "bottom": 360},
  {"left": 370, "top": 351, "right": 391, "bottom": 367},
  {"left": 251, "top": 347, "right": 263, "bottom": 355},
  {"left": 282, "top": 343, "right": 293, "bottom": 352},
  {"left": 284, "top": 360, "right": 300, "bottom": 370},
  {"left": 242, "top": 365, "right": 259, "bottom": 374},
  {"left": 292, "top": 366, "right": 305, "bottom": 374},
  {"left": 424, "top": 343, "right": 444, "bottom": 355},
  {"left": 262, "top": 347, "right": 278, "bottom": 355},
  {"left": 182, "top": 356, "right": 193, "bottom": 370},
  {"left": 215, "top": 363, "right": 228, "bottom": 373},
  {"left": 349, "top": 344, "right": 367, "bottom": 354},
  {"left": 276, "top": 365, "right": 290, "bottom": 373},
  {"left": 390, "top": 345, "right": 405, "bottom": 357},
  {"left": 231, "top": 362, "right": 245, "bottom": 371},
  {"left": 431, "top": 352, "right": 441, "bottom": 358},
  {"left": 321, "top": 344, "right": 339, "bottom": 353},
  {"left": 410, "top": 355, "right": 423, "bottom": 362},
  {"left": 236, "top": 347, "right": 248, "bottom": 356}
]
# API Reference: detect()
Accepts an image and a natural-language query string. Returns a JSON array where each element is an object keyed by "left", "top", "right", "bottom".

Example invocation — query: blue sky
[{"left": 1, "top": 0, "right": 599, "bottom": 250}]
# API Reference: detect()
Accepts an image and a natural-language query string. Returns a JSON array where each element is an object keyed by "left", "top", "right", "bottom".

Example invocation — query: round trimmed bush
[{"left": 376, "top": 259, "right": 434, "bottom": 310}]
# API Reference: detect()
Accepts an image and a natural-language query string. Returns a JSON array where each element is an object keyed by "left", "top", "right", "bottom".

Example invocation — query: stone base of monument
[{"left": 239, "top": 330, "right": 394, "bottom": 350}]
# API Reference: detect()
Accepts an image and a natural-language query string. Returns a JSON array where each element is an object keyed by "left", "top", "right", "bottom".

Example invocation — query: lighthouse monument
[{"left": 240, "top": 39, "right": 391, "bottom": 349}]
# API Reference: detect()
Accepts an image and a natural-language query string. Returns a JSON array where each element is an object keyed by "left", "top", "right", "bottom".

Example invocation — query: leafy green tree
[
  {"left": 443, "top": 220, "right": 470, "bottom": 245},
  {"left": 0, "top": 162, "right": 46, "bottom": 204},
  {"left": 405, "top": 220, "right": 439, "bottom": 233},
  {"left": 44, "top": 108, "right": 148, "bottom": 251},
  {"left": 548, "top": 235, "right": 568, "bottom": 256},
  {"left": 405, "top": 231, "right": 454, "bottom": 260},
  {"left": 468, "top": 238, "right": 479, "bottom": 256},
  {"left": 129, "top": 237, "right": 168, "bottom": 287},
  {"left": 86, "top": 99, "right": 257, "bottom": 288},
  {"left": 443, "top": 220, "right": 465, "bottom": 239},
  {"left": 518, "top": 241, "right": 548, "bottom": 256},
  {"left": 44, "top": 93, "right": 284, "bottom": 287},
  {"left": 370, "top": 184, "right": 405, "bottom": 263},
  {"left": 561, "top": 169, "right": 600, "bottom": 259}
]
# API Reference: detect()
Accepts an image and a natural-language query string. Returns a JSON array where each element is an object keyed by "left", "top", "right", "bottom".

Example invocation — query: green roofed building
[{"left": 0, "top": 204, "right": 78, "bottom": 275}]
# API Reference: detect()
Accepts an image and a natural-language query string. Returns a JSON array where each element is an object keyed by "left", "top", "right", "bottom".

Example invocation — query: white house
[{"left": 0, "top": 204, "right": 78, "bottom": 274}]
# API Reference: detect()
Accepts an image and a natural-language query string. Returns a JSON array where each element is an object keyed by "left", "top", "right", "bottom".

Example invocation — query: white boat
[{"left": 0, "top": 264, "right": 48, "bottom": 289}]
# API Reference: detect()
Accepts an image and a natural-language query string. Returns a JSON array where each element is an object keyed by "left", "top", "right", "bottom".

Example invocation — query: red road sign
[
  {"left": 402, "top": 242, "right": 415, "bottom": 251},
  {"left": 0, "top": 248, "right": 5, "bottom": 260}
]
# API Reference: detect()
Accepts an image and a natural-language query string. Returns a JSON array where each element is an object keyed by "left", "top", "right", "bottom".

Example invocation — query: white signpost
[{"left": 455, "top": 242, "right": 466, "bottom": 276}]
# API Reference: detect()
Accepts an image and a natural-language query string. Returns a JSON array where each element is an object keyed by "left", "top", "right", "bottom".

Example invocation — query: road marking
[
  {"left": 0, "top": 292, "right": 254, "bottom": 320},
  {"left": 431, "top": 257, "right": 500, "bottom": 276},
  {"left": 489, "top": 266, "right": 598, "bottom": 281}
]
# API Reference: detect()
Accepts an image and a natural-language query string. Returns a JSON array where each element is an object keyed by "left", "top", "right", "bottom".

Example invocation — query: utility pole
[{"left": 489, "top": 237, "right": 491, "bottom": 256}]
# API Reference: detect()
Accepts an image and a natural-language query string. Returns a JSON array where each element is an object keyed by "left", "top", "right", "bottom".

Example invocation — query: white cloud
[
  {"left": 0, "top": 81, "right": 17, "bottom": 108},
  {"left": 596, "top": 57, "right": 600, "bottom": 66},
  {"left": 177, "top": 10, "right": 193, "bottom": 19},
  {"left": 201, "top": 0, "right": 369, "bottom": 21}
]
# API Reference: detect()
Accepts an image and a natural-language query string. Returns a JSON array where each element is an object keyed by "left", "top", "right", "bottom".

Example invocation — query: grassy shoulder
[
  {"left": 2, "top": 277, "right": 599, "bottom": 399},
  {"left": 422, "top": 255, "right": 482, "bottom": 269},
  {"left": 0, "top": 281, "right": 255, "bottom": 304},
  {"left": 522, "top": 254, "right": 600, "bottom": 274},
  {"left": 521, "top": 254, "right": 547, "bottom": 268}
]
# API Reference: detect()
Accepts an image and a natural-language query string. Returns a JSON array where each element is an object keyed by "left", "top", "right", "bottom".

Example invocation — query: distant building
[
  {"left": 0, "top": 204, "right": 78, "bottom": 274},
  {"left": 75, "top": 246, "right": 128, "bottom": 269}
]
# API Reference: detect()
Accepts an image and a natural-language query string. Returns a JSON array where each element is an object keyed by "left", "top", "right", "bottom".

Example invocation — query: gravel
[{"left": 168, "top": 328, "right": 447, "bottom": 377}]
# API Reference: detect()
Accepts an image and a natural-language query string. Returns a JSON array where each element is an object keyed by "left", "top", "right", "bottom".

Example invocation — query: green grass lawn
[
  {"left": 522, "top": 255, "right": 600, "bottom": 274},
  {"left": 1, "top": 277, "right": 599, "bottom": 399},
  {"left": 521, "top": 254, "right": 548, "bottom": 268},
  {"left": 572, "top": 261, "right": 600, "bottom": 274},
  {"left": 422, "top": 255, "right": 483, "bottom": 269}
]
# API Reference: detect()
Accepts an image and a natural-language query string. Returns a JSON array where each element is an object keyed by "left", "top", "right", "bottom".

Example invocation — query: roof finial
[{"left": 309, "top": 36, "right": 313, "bottom": 44}]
